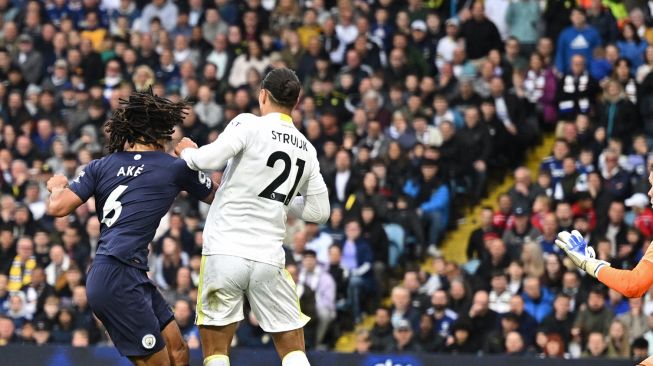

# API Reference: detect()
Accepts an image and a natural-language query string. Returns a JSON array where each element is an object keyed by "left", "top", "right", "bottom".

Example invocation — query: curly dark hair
[{"left": 104, "top": 88, "right": 188, "bottom": 153}]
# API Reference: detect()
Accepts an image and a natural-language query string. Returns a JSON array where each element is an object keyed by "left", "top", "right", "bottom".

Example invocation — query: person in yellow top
[
  {"left": 296, "top": 9, "right": 321, "bottom": 48},
  {"left": 8, "top": 237, "right": 36, "bottom": 292},
  {"left": 556, "top": 169, "right": 653, "bottom": 365},
  {"left": 80, "top": 12, "right": 107, "bottom": 52}
]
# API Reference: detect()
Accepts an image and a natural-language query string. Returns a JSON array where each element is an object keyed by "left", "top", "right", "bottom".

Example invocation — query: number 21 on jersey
[{"left": 258, "top": 151, "right": 305, "bottom": 205}]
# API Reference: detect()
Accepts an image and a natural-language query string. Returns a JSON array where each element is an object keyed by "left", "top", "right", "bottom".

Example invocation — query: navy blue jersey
[{"left": 69, "top": 151, "right": 212, "bottom": 270}]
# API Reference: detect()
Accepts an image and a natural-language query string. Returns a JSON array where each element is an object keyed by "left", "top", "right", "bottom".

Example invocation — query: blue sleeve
[
  {"left": 420, "top": 185, "right": 450, "bottom": 213},
  {"left": 555, "top": 31, "right": 567, "bottom": 73},
  {"left": 591, "top": 28, "right": 602, "bottom": 50},
  {"left": 173, "top": 159, "right": 213, "bottom": 200},
  {"left": 359, "top": 241, "right": 373, "bottom": 265},
  {"left": 68, "top": 160, "right": 98, "bottom": 202},
  {"left": 403, "top": 180, "right": 419, "bottom": 198},
  {"left": 453, "top": 110, "right": 464, "bottom": 130}
]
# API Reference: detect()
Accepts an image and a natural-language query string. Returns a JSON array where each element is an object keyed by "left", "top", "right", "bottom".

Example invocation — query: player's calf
[
  {"left": 161, "top": 321, "right": 190, "bottom": 366},
  {"left": 271, "top": 328, "right": 310, "bottom": 366}
]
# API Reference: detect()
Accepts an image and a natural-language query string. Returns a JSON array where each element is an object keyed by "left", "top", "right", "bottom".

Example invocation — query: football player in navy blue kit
[{"left": 47, "top": 90, "right": 215, "bottom": 366}]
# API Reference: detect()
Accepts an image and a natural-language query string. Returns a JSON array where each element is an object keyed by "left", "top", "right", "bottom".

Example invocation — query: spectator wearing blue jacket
[
  {"left": 522, "top": 276, "right": 554, "bottom": 323},
  {"left": 555, "top": 8, "right": 602, "bottom": 74},
  {"left": 617, "top": 23, "right": 648, "bottom": 72},
  {"left": 403, "top": 158, "right": 450, "bottom": 249}
]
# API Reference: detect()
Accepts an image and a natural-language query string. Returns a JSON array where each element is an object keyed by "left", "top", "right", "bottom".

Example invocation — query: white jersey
[{"left": 181, "top": 112, "right": 328, "bottom": 267}]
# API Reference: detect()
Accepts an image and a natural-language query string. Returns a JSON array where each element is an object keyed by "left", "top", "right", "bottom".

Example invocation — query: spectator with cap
[
  {"left": 435, "top": 18, "right": 460, "bottom": 71},
  {"left": 503, "top": 206, "right": 540, "bottom": 259},
  {"left": 13, "top": 34, "right": 42, "bottom": 85},
  {"left": 31, "top": 318, "right": 51, "bottom": 345},
  {"left": 403, "top": 158, "right": 450, "bottom": 252},
  {"left": 625, "top": 192, "right": 653, "bottom": 240},
  {"left": 389, "top": 318, "right": 422, "bottom": 352}
]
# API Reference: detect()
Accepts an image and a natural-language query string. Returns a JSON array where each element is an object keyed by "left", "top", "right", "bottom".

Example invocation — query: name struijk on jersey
[{"left": 271, "top": 131, "right": 307, "bottom": 151}]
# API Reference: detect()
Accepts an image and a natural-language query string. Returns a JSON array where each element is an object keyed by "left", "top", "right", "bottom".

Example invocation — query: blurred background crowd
[{"left": 1, "top": 0, "right": 653, "bottom": 362}]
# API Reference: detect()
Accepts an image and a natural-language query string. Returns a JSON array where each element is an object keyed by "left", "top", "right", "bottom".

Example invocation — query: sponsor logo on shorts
[{"left": 142, "top": 334, "right": 156, "bottom": 349}]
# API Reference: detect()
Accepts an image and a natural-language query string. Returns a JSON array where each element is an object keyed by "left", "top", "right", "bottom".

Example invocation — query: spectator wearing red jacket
[
  {"left": 571, "top": 192, "right": 597, "bottom": 232},
  {"left": 625, "top": 193, "right": 653, "bottom": 240}
]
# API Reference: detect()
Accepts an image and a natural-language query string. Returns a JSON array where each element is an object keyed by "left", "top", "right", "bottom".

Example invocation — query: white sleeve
[
  {"left": 288, "top": 190, "right": 330, "bottom": 224},
  {"left": 180, "top": 116, "right": 249, "bottom": 171},
  {"left": 301, "top": 153, "right": 328, "bottom": 196}
]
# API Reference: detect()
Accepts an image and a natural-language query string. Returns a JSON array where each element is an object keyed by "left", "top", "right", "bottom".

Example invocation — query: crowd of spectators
[{"left": 0, "top": 0, "right": 652, "bottom": 361}]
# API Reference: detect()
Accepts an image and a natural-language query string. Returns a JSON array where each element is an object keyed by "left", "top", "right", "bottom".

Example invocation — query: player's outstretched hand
[
  {"left": 175, "top": 137, "right": 198, "bottom": 157},
  {"left": 47, "top": 174, "right": 69, "bottom": 193},
  {"left": 555, "top": 230, "right": 609, "bottom": 278}
]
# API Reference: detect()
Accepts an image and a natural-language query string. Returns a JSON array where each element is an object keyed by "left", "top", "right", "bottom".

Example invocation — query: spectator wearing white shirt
[
  {"left": 489, "top": 272, "right": 512, "bottom": 314},
  {"left": 44, "top": 245, "right": 70, "bottom": 287},
  {"left": 436, "top": 18, "right": 461, "bottom": 71}
]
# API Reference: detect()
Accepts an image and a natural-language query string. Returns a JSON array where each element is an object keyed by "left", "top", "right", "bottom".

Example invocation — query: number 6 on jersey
[{"left": 102, "top": 185, "right": 128, "bottom": 227}]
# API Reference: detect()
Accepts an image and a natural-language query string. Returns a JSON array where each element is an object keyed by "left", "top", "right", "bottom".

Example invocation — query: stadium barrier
[{"left": 0, "top": 345, "right": 636, "bottom": 366}]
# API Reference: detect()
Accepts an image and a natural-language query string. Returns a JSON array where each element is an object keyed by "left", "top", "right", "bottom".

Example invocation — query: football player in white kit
[{"left": 174, "top": 68, "right": 330, "bottom": 366}]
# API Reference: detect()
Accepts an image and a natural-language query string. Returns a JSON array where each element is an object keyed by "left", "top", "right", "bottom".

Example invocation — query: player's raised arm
[
  {"left": 47, "top": 174, "right": 83, "bottom": 217},
  {"left": 175, "top": 116, "right": 249, "bottom": 171},
  {"left": 556, "top": 230, "right": 653, "bottom": 297}
]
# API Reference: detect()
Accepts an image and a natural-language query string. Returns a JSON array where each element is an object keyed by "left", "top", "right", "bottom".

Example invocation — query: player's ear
[{"left": 258, "top": 89, "right": 266, "bottom": 106}]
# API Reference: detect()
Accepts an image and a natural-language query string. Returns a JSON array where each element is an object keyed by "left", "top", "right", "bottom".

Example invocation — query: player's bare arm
[
  {"left": 174, "top": 137, "right": 198, "bottom": 157},
  {"left": 47, "top": 174, "right": 83, "bottom": 217}
]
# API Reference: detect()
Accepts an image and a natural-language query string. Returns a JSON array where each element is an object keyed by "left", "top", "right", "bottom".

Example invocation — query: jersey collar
[{"left": 278, "top": 113, "right": 293, "bottom": 124}]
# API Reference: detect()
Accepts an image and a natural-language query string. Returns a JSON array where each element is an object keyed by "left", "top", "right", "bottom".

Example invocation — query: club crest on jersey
[{"left": 142, "top": 334, "right": 156, "bottom": 349}]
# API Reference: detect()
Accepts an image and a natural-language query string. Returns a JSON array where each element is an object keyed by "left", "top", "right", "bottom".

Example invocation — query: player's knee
[{"left": 281, "top": 351, "right": 310, "bottom": 366}]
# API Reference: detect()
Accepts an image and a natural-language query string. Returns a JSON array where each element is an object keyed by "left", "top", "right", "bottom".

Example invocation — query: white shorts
[{"left": 195, "top": 254, "right": 310, "bottom": 333}]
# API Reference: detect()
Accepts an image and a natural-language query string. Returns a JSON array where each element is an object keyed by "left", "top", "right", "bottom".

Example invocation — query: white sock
[
  {"left": 282, "top": 351, "right": 310, "bottom": 366},
  {"left": 204, "top": 354, "right": 230, "bottom": 366}
]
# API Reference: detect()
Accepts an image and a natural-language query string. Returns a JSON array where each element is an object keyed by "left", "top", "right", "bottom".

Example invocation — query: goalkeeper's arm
[
  {"left": 288, "top": 191, "right": 330, "bottom": 224},
  {"left": 596, "top": 244, "right": 653, "bottom": 298}
]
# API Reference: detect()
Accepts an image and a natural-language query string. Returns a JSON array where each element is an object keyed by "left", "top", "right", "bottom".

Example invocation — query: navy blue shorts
[{"left": 86, "top": 255, "right": 174, "bottom": 357}]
